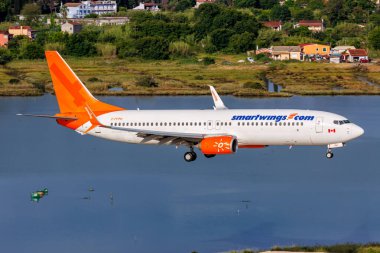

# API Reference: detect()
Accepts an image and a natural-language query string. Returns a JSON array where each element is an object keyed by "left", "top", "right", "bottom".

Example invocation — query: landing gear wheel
[
  {"left": 204, "top": 154, "right": 216, "bottom": 158},
  {"left": 184, "top": 151, "right": 197, "bottom": 162},
  {"left": 326, "top": 151, "right": 334, "bottom": 159}
]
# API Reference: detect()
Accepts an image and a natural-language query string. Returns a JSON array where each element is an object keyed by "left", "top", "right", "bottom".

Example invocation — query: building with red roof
[
  {"left": 294, "top": 20, "right": 324, "bottom": 32},
  {"left": 346, "top": 49, "right": 368, "bottom": 63},
  {"left": 263, "top": 21, "right": 282, "bottom": 31}
]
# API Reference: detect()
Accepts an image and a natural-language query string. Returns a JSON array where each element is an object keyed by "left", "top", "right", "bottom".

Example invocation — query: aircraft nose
[{"left": 352, "top": 124, "right": 364, "bottom": 138}]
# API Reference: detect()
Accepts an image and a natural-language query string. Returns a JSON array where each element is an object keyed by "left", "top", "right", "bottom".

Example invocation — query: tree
[
  {"left": 19, "top": 42, "right": 44, "bottom": 59},
  {"left": 293, "top": 9, "right": 314, "bottom": 21},
  {"left": 270, "top": 5, "right": 291, "bottom": 21},
  {"left": 65, "top": 33, "right": 97, "bottom": 57},
  {"left": 0, "top": 0, "right": 10, "bottom": 21},
  {"left": 21, "top": 3, "right": 42, "bottom": 23},
  {"left": 210, "top": 28, "right": 235, "bottom": 50},
  {"left": 369, "top": 27, "right": 380, "bottom": 50},
  {"left": 259, "top": 0, "right": 278, "bottom": 9},
  {"left": 0, "top": 48, "right": 12, "bottom": 65},
  {"left": 135, "top": 36, "right": 169, "bottom": 60},
  {"left": 234, "top": 0, "right": 260, "bottom": 8},
  {"left": 174, "top": 0, "right": 193, "bottom": 11},
  {"left": 369, "top": 12, "right": 380, "bottom": 26},
  {"left": 228, "top": 32, "right": 256, "bottom": 53},
  {"left": 256, "top": 29, "right": 282, "bottom": 48},
  {"left": 324, "top": 0, "right": 347, "bottom": 25},
  {"left": 290, "top": 26, "right": 312, "bottom": 37}
]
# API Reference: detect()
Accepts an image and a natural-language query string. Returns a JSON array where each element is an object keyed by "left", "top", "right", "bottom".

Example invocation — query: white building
[{"left": 63, "top": 1, "right": 117, "bottom": 19}]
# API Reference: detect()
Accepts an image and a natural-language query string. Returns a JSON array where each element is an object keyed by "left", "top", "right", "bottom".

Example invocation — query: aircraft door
[{"left": 315, "top": 117, "right": 323, "bottom": 133}]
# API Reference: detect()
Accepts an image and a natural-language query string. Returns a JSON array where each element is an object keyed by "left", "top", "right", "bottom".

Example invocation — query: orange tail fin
[{"left": 45, "top": 51, "right": 123, "bottom": 114}]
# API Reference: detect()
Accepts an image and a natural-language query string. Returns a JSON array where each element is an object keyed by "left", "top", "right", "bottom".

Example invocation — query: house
[
  {"left": 8, "top": 25, "right": 33, "bottom": 39},
  {"left": 63, "top": 1, "right": 117, "bottom": 19},
  {"left": 346, "top": 49, "right": 369, "bottom": 63},
  {"left": 271, "top": 46, "right": 301, "bottom": 61},
  {"left": 331, "top": 45, "right": 356, "bottom": 54},
  {"left": 295, "top": 20, "right": 324, "bottom": 32},
  {"left": 144, "top": 2, "right": 160, "bottom": 11},
  {"left": 195, "top": 0, "right": 216, "bottom": 8},
  {"left": 133, "top": 2, "right": 160, "bottom": 10},
  {"left": 61, "top": 21, "right": 83, "bottom": 34},
  {"left": 0, "top": 31, "right": 11, "bottom": 47},
  {"left": 263, "top": 21, "right": 282, "bottom": 31},
  {"left": 300, "top": 43, "right": 330, "bottom": 57}
]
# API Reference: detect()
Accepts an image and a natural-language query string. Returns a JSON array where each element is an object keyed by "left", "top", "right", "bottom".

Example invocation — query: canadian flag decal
[{"left": 328, "top": 129, "right": 336, "bottom": 133}]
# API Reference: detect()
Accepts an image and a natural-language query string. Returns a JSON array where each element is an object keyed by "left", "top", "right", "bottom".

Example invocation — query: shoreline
[{"left": 1, "top": 57, "right": 379, "bottom": 97}]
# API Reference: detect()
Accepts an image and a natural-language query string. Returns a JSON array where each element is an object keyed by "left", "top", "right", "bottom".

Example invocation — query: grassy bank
[
  {"left": 227, "top": 243, "right": 380, "bottom": 253},
  {"left": 0, "top": 55, "right": 379, "bottom": 97}
]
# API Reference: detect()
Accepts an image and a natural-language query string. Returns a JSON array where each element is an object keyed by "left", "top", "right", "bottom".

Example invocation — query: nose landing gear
[
  {"left": 326, "top": 148, "right": 334, "bottom": 159},
  {"left": 184, "top": 147, "right": 197, "bottom": 162}
]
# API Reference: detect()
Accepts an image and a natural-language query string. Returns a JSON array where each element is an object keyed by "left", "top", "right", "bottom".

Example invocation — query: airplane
[{"left": 18, "top": 51, "right": 364, "bottom": 162}]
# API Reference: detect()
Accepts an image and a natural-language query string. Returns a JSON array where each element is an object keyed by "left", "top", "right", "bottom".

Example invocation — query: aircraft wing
[{"left": 102, "top": 125, "right": 230, "bottom": 146}]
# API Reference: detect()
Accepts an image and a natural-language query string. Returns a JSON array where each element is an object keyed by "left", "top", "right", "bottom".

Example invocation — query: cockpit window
[{"left": 333, "top": 120, "right": 351, "bottom": 125}]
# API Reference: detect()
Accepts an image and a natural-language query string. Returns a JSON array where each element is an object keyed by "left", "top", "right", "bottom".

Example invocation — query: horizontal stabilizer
[{"left": 16, "top": 114, "right": 77, "bottom": 120}]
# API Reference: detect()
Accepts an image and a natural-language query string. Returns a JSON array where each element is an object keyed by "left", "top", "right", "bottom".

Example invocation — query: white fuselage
[{"left": 80, "top": 109, "right": 364, "bottom": 147}]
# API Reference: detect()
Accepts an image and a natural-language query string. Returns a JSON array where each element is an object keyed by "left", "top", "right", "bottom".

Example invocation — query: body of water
[{"left": 0, "top": 95, "right": 378, "bottom": 253}]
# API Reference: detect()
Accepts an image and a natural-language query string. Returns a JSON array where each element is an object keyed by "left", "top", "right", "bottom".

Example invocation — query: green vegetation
[
  {"left": 227, "top": 243, "right": 380, "bottom": 253},
  {"left": 0, "top": 56, "right": 379, "bottom": 96}
]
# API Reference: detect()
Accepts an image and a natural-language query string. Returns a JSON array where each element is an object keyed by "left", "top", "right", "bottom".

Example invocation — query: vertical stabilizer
[{"left": 45, "top": 51, "right": 123, "bottom": 113}]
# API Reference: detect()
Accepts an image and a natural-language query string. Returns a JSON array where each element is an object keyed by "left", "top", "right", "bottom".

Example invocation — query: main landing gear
[
  {"left": 326, "top": 148, "right": 334, "bottom": 159},
  {"left": 184, "top": 147, "right": 197, "bottom": 162}
]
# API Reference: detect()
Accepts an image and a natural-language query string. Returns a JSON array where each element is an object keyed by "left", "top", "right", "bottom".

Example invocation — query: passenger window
[
  {"left": 229, "top": 122, "right": 232, "bottom": 126},
  {"left": 169, "top": 122, "right": 171, "bottom": 126},
  {"left": 164, "top": 122, "right": 167, "bottom": 126},
  {"left": 242, "top": 122, "right": 245, "bottom": 126},
  {"left": 265, "top": 122, "right": 268, "bottom": 126},
  {"left": 292, "top": 122, "right": 295, "bottom": 126},
  {"left": 160, "top": 123, "right": 163, "bottom": 126},
  {"left": 238, "top": 122, "right": 240, "bottom": 126},
  {"left": 301, "top": 122, "right": 303, "bottom": 126},
  {"left": 190, "top": 122, "right": 193, "bottom": 126},
  {"left": 173, "top": 122, "right": 176, "bottom": 126}
]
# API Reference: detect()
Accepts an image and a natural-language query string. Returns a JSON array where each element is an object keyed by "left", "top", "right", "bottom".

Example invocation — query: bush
[
  {"left": 202, "top": 57, "right": 215, "bottom": 65},
  {"left": 9, "top": 78, "right": 20, "bottom": 84},
  {"left": 135, "top": 76, "right": 158, "bottom": 87},
  {"left": 45, "top": 42, "right": 65, "bottom": 52},
  {"left": 96, "top": 43, "right": 116, "bottom": 57},
  {"left": 243, "top": 81, "right": 264, "bottom": 90},
  {"left": 254, "top": 53, "right": 271, "bottom": 62},
  {"left": 19, "top": 42, "right": 44, "bottom": 59},
  {"left": 65, "top": 33, "right": 97, "bottom": 57},
  {"left": 169, "top": 41, "right": 193, "bottom": 57},
  {"left": 0, "top": 48, "right": 13, "bottom": 65},
  {"left": 135, "top": 36, "right": 169, "bottom": 60},
  {"left": 88, "top": 77, "right": 102, "bottom": 82},
  {"left": 194, "top": 75, "right": 204, "bottom": 80}
]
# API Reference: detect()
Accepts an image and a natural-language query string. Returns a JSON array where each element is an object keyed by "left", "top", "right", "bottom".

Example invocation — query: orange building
[
  {"left": 8, "top": 26, "right": 32, "bottom": 39},
  {"left": 0, "top": 31, "right": 11, "bottom": 47},
  {"left": 300, "top": 43, "right": 330, "bottom": 56}
]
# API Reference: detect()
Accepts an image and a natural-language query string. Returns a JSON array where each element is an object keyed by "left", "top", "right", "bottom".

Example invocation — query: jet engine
[{"left": 198, "top": 136, "right": 237, "bottom": 155}]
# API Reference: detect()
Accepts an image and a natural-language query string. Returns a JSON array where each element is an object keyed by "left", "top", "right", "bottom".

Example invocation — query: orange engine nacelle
[{"left": 198, "top": 136, "right": 238, "bottom": 155}]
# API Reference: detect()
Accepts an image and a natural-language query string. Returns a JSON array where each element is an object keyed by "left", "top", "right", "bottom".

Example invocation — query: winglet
[{"left": 209, "top": 86, "right": 228, "bottom": 110}]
